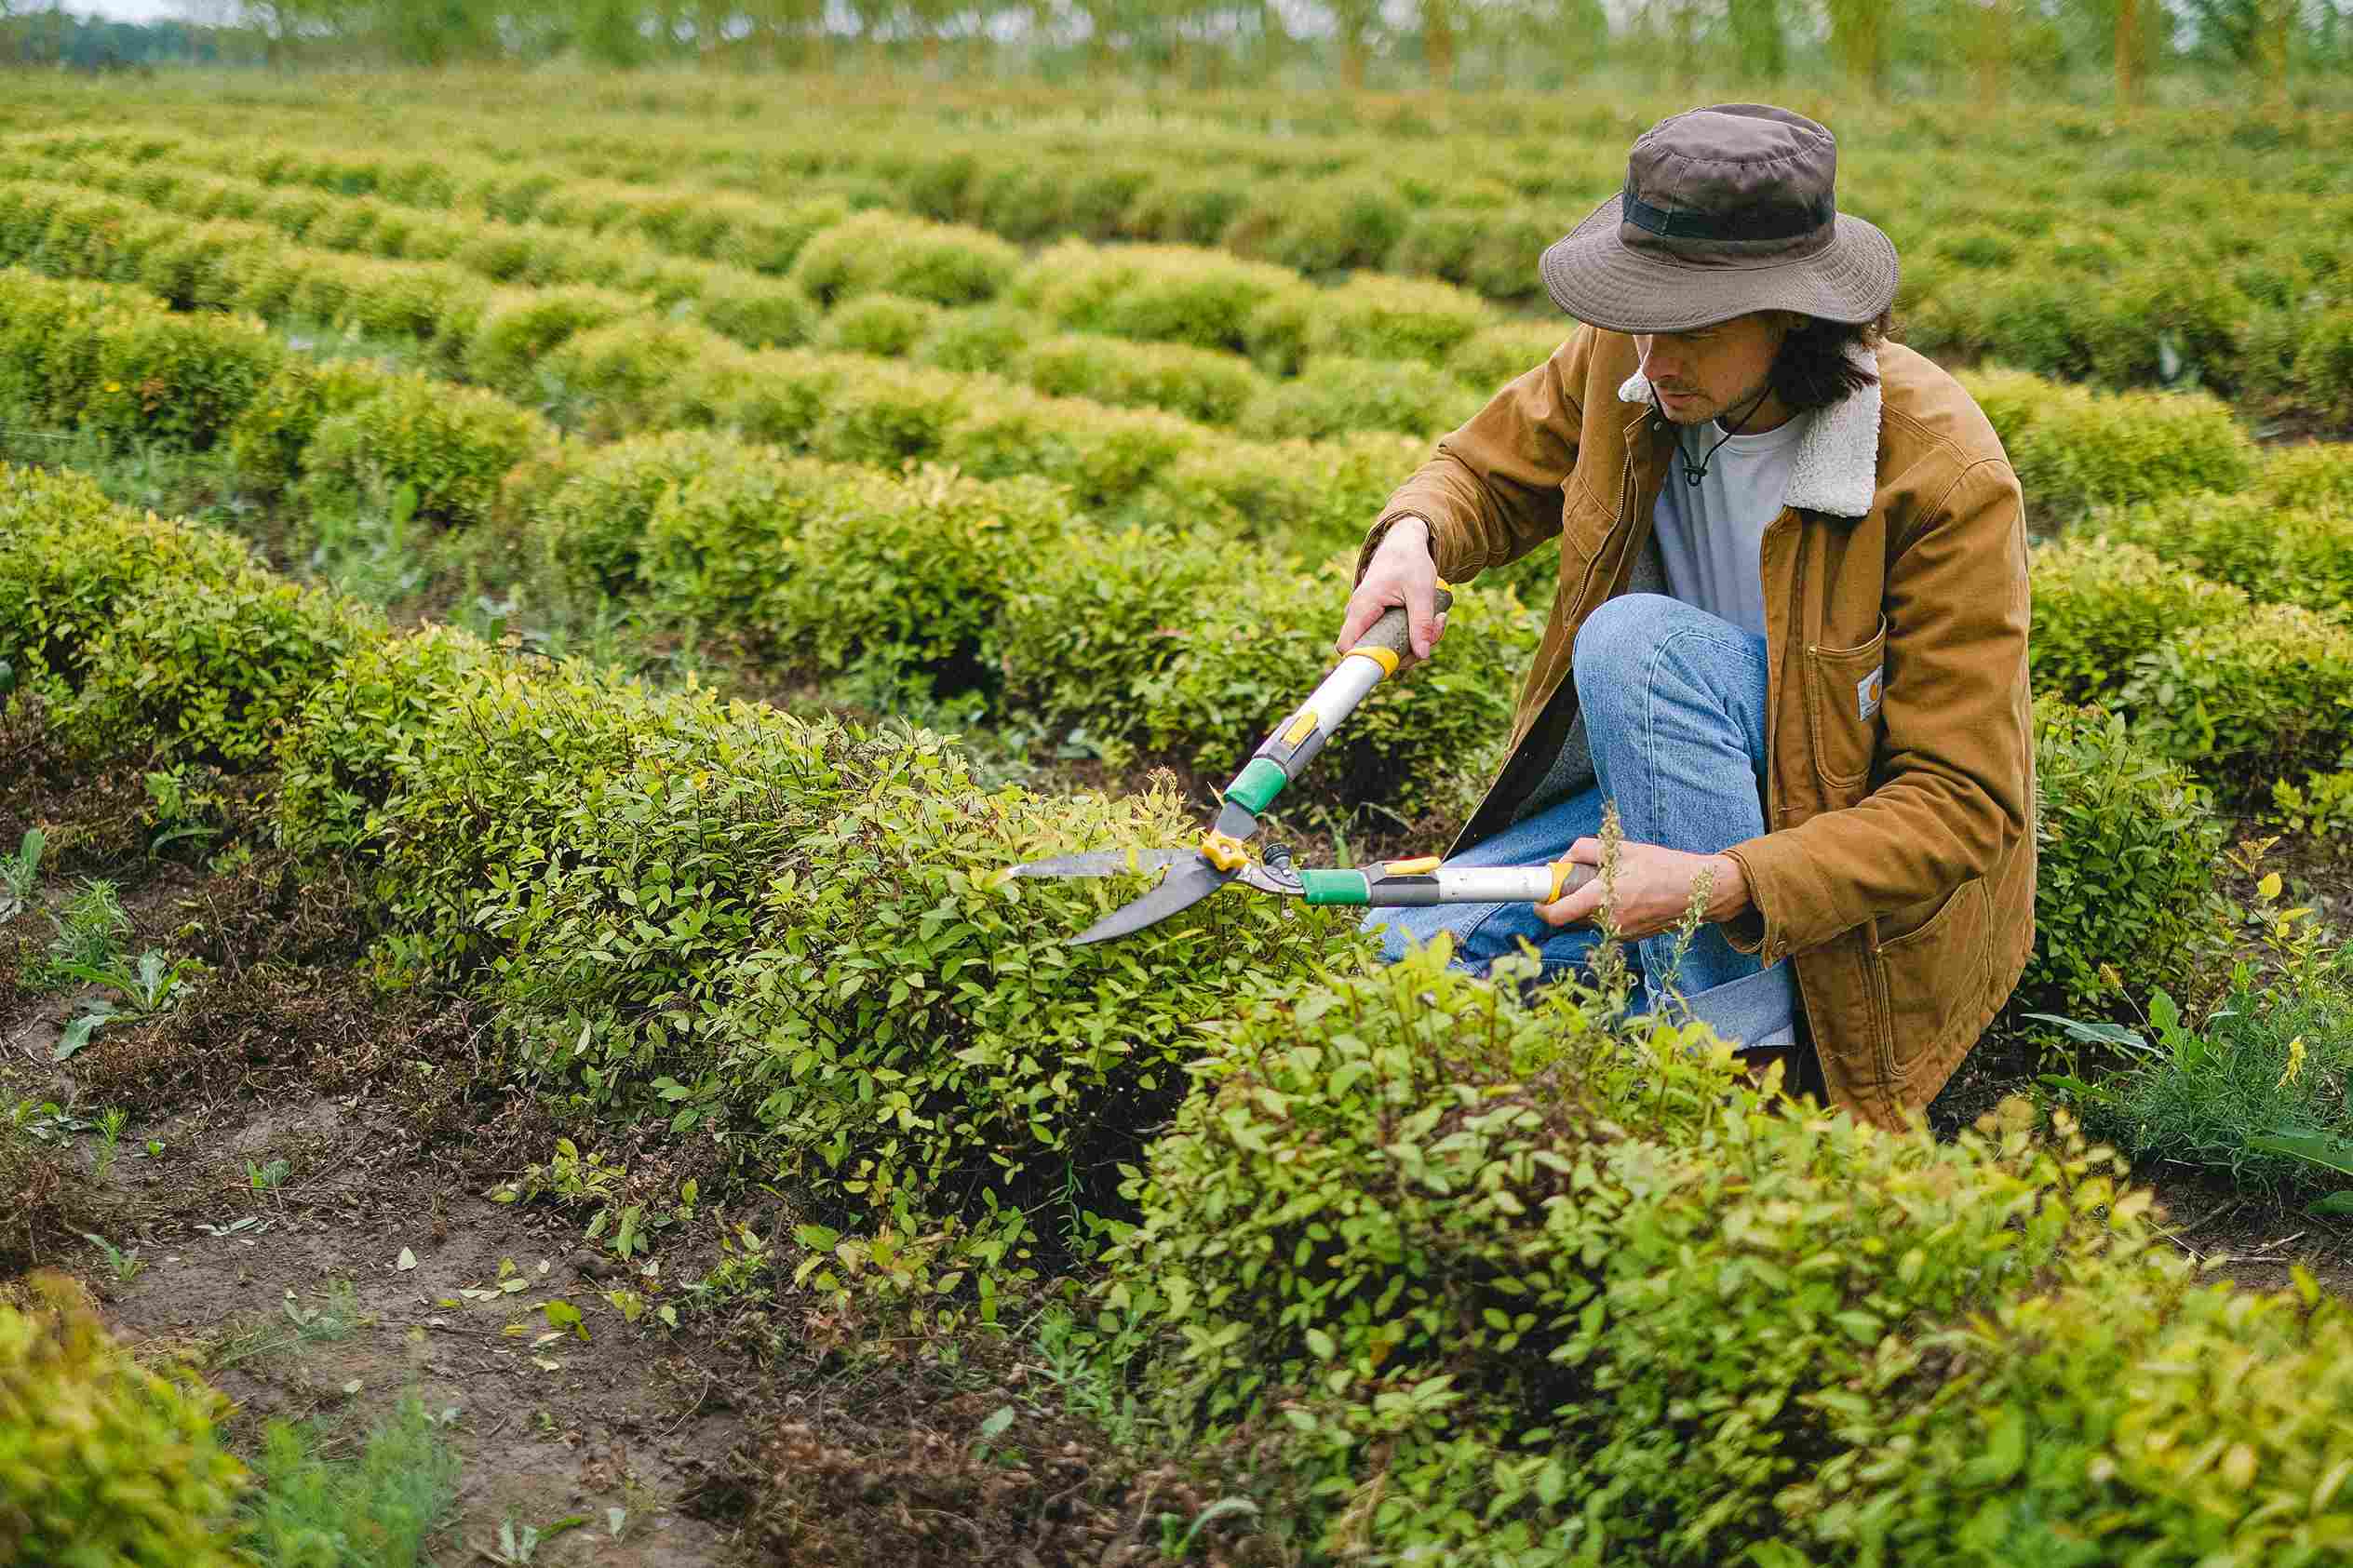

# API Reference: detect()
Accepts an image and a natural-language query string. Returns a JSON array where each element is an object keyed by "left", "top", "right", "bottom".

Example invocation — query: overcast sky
[{"left": 63, "top": 1, "right": 189, "bottom": 20}]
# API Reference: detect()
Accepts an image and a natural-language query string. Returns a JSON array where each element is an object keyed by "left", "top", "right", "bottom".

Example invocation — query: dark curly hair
[{"left": 1766, "top": 308, "right": 1896, "bottom": 414}]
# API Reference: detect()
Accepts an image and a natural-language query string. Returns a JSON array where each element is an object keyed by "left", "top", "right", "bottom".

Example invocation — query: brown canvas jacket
[{"left": 1360, "top": 325, "right": 2035, "bottom": 1129}]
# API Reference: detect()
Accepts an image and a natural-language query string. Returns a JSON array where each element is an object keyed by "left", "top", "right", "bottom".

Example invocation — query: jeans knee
[{"left": 1572, "top": 593, "right": 1678, "bottom": 706}]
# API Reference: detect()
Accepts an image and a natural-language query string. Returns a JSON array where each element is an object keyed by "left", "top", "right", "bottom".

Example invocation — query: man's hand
[
  {"left": 1335, "top": 516, "right": 1445, "bottom": 669},
  {"left": 1536, "top": 838, "right": 1751, "bottom": 939}
]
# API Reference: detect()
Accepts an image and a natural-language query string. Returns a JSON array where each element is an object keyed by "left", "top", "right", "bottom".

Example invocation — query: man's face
[{"left": 1631, "top": 312, "right": 1791, "bottom": 428}]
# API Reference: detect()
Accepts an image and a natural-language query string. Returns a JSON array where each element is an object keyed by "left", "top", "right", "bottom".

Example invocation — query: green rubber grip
[
  {"left": 1228, "top": 756, "right": 1287, "bottom": 815},
  {"left": 1348, "top": 584, "right": 1455, "bottom": 666},
  {"left": 1300, "top": 869, "right": 1371, "bottom": 905}
]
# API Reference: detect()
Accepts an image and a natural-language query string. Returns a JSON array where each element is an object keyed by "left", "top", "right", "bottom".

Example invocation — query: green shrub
[
  {"left": 518, "top": 427, "right": 746, "bottom": 601},
  {"left": 2026, "top": 700, "right": 2224, "bottom": 1012},
  {"left": 1013, "top": 333, "right": 1267, "bottom": 426},
  {"left": 0, "top": 462, "right": 256, "bottom": 694},
  {"left": 941, "top": 383, "right": 1203, "bottom": 510},
  {"left": 223, "top": 356, "right": 397, "bottom": 498},
  {"left": 2091, "top": 490, "right": 2353, "bottom": 616},
  {"left": 815, "top": 292, "right": 944, "bottom": 358},
  {"left": 81, "top": 304, "right": 284, "bottom": 451},
  {"left": 996, "top": 528, "right": 1257, "bottom": 758},
  {"left": 0, "top": 1271, "right": 244, "bottom": 1568},
  {"left": 1299, "top": 273, "right": 1490, "bottom": 366},
  {"left": 2120, "top": 604, "right": 2353, "bottom": 793},
  {"left": 911, "top": 301, "right": 1046, "bottom": 373},
  {"left": 1138, "top": 428, "right": 1427, "bottom": 559},
  {"left": 1133, "top": 554, "right": 1534, "bottom": 816},
  {"left": 277, "top": 622, "right": 492, "bottom": 862},
  {"left": 790, "top": 210, "right": 1020, "bottom": 307},
  {"left": 2258, "top": 440, "right": 2353, "bottom": 511},
  {"left": 462, "top": 285, "right": 643, "bottom": 398},
  {"left": 1962, "top": 368, "right": 2257, "bottom": 522},
  {"left": 1786, "top": 1256, "right": 2353, "bottom": 1567},
  {"left": 2026, "top": 537, "right": 2248, "bottom": 704},
  {"left": 1012, "top": 240, "right": 1299, "bottom": 355},
  {"left": 1389, "top": 204, "right": 1555, "bottom": 303},
  {"left": 360, "top": 673, "right": 1360, "bottom": 1280},
  {"left": 1222, "top": 178, "right": 1407, "bottom": 275},
  {"left": 68, "top": 570, "right": 384, "bottom": 770},
  {"left": 1109, "top": 945, "right": 2161, "bottom": 1564},
  {"left": 2295, "top": 302, "right": 2353, "bottom": 423},
  {"left": 1119, "top": 175, "right": 1252, "bottom": 247},
  {"left": 689, "top": 271, "right": 819, "bottom": 349},
  {"left": 1245, "top": 355, "right": 1482, "bottom": 439},
  {"left": 302, "top": 376, "right": 552, "bottom": 529},
  {"left": 535, "top": 316, "right": 730, "bottom": 437},
  {"left": 1446, "top": 320, "right": 1569, "bottom": 390}
]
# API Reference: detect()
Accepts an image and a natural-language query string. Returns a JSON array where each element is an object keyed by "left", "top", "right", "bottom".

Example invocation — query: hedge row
[
  {"left": 1105, "top": 945, "right": 2353, "bottom": 1564},
  {"left": 0, "top": 167, "right": 824, "bottom": 355},
  {"left": 84, "top": 103, "right": 2351, "bottom": 419},
  {"left": 2031, "top": 534, "right": 2353, "bottom": 804},
  {"left": 21, "top": 450, "right": 2341, "bottom": 1564}
]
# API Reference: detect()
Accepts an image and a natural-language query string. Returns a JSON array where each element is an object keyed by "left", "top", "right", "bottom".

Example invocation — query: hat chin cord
[{"left": 1661, "top": 379, "right": 1776, "bottom": 488}]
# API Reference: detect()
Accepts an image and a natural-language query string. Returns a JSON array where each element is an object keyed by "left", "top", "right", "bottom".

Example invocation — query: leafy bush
[
  {"left": 1109, "top": 944, "right": 2167, "bottom": 1565},
  {"left": 1389, "top": 204, "right": 1557, "bottom": 303},
  {"left": 461, "top": 285, "right": 642, "bottom": 398},
  {"left": 1014, "top": 333, "right": 1267, "bottom": 426},
  {"left": 1298, "top": 273, "right": 1489, "bottom": 367},
  {"left": 2027, "top": 700, "right": 2225, "bottom": 1012},
  {"left": 0, "top": 462, "right": 257, "bottom": 694},
  {"left": 2119, "top": 603, "right": 2353, "bottom": 793},
  {"left": 790, "top": 209, "right": 1020, "bottom": 307},
  {"left": 81, "top": 304, "right": 284, "bottom": 451},
  {"left": 911, "top": 301, "right": 1046, "bottom": 373},
  {"left": 223, "top": 356, "right": 397, "bottom": 497},
  {"left": 2258, "top": 440, "right": 2353, "bottom": 512},
  {"left": 0, "top": 1270, "right": 244, "bottom": 1567},
  {"left": 2295, "top": 302, "right": 2353, "bottom": 423},
  {"left": 518, "top": 426, "right": 746, "bottom": 601},
  {"left": 687, "top": 271, "right": 819, "bottom": 349},
  {"left": 1221, "top": 178, "right": 1407, "bottom": 275},
  {"left": 2091, "top": 490, "right": 2353, "bottom": 616},
  {"left": 814, "top": 291, "right": 943, "bottom": 357},
  {"left": 1962, "top": 367, "right": 2257, "bottom": 521},
  {"left": 1012, "top": 239, "right": 1300, "bottom": 355},
  {"left": 67, "top": 570, "right": 384, "bottom": 770},
  {"left": 1446, "top": 320, "right": 1569, "bottom": 390},
  {"left": 2026, "top": 536, "right": 2247, "bottom": 704},
  {"left": 301, "top": 376, "right": 552, "bottom": 528},
  {"left": 1245, "top": 355, "right": 1481, "bottom": 439},
  {"left": 1140, "top": 427, "right": 1427, "bottom": 559}
]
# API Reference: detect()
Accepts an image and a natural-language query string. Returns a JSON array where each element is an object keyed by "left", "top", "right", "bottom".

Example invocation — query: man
[{"left": 1336, "top": 103, "right": 2033, "bottom": 1130}]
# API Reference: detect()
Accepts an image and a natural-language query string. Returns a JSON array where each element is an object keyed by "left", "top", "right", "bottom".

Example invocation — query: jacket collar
[{"left": 1614, "top": 342, "right": 1882, "bottom": 518}]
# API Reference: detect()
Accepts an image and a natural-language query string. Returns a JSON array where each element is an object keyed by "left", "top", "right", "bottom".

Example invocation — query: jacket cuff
[
  {"left": 1358, "top": 507, "right": 1466, "bottom": 588},
  {"left": 1719, "top": 844, "right": 1784, "bottom": 965}
]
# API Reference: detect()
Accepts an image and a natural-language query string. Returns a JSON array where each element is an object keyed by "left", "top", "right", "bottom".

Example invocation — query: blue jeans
[{"left": 1365, "top": 593, "right": 1797, "bottom": 1050}]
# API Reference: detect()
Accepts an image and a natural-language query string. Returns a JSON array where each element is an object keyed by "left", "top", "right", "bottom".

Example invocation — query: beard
[{"left": 1655, "top": 372, "right": 1776, "bottom": 430}]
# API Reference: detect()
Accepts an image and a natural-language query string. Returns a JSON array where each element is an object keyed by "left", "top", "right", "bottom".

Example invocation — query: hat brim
[{"left": 1538, "top": 191, "right": 1899, "bottom": 335}]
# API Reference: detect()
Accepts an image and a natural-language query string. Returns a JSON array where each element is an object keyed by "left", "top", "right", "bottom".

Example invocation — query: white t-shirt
[{"left": 1651, "top": 410, "right": 1811, "bottom": 638}]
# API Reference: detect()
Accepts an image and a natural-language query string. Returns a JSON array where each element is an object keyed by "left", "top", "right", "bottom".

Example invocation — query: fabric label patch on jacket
[{"left": 1856, "top": 666, "right": 1884, "bottom": 721}]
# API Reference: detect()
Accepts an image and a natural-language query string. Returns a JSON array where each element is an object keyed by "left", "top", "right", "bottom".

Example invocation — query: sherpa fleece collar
[{"left": 1614, "top": 342, "right": 1883, "bottom": 518}]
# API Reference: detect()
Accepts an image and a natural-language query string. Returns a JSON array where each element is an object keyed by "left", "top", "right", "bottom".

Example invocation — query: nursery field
[{"left": 7, "top": 68, "right": 2353, "bottom": 1566}]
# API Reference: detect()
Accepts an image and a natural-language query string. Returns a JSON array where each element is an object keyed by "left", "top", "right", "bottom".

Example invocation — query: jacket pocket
[
  {"left": 1870, "top": 876, "right": 1992, "bottom": 1051},
  {"left": 1804, "top": 615, "right": 1889, "bottom": 794}
]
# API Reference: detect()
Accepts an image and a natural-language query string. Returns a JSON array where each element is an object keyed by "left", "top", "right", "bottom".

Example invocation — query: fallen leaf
[{"left": 396, "top": 1248, "right": 417, "bottom": 1271}]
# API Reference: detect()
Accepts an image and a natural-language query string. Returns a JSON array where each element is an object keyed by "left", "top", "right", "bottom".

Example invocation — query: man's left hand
[{"left": 1535, "top": 838, "right": 1751, "bottom": 939}]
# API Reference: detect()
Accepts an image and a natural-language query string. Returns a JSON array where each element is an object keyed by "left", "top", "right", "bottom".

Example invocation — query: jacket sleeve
[
  {"left": 1353, "top": 328, "right": 1587, "bottom": 586},
  {"left": 1721, "top": 456, "right": 2033, "bottom": 964}
]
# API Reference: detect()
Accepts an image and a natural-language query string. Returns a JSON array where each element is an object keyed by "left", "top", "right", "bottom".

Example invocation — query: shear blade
[
  {"left": 1012, "top": 849, "right": 1190, "bottom": 878},
  {"left": 1068, "top": 855, "right": 1234, "bottom": 945}
]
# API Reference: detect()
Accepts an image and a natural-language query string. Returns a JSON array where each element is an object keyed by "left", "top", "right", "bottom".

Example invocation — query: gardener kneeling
[{"left": 1338, "top": 104, "right": 2034, "bottom": 1128}]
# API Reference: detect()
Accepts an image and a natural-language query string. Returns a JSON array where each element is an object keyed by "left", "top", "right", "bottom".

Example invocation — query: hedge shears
[{"left": 1013, "top": 587, "right": 1594, "bottom": 944}]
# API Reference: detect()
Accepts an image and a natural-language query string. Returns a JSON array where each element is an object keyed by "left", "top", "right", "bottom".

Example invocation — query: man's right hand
[{"left": 1335, "top": 516, "right": 1446, "bottom": 668}]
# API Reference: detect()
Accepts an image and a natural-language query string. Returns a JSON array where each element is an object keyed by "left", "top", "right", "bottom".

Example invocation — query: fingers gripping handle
[{"left": 1344, "top": 583, "right": 1454, "bottom": 677}]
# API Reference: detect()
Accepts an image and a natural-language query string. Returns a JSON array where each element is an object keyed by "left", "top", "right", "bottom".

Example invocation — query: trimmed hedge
[
  {"left": 0, "top": 1272, "right": 245, "bottom": 1567},
  {"left": 2027, "top": 536, "right": 2249, "bottom": 704},
  {"left": 1106, "top": 943, "right": 2313, "bottom": 1565},
  {"left": 789, "top": 208, "right": 1021, "bottom": 308},
  {"left": 2091, "top": 489, "right": 2353, "bottom": 617},
  {"left": 1959, "top": 367, "right": 2258, "bottom": 523}
]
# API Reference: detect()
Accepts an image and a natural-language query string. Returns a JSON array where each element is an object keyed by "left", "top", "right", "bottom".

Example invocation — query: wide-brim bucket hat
[{"left": 1539, "top": 102, "right": 1899, "bottom": 335}]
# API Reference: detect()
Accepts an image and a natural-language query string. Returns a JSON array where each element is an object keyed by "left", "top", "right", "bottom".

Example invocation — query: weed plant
[
  {"left": 237, "top": 1395, "right": 461, "bottom": 1568},
  {"left": 45, "top": 877, "right": 128, "bottom": 976}
]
